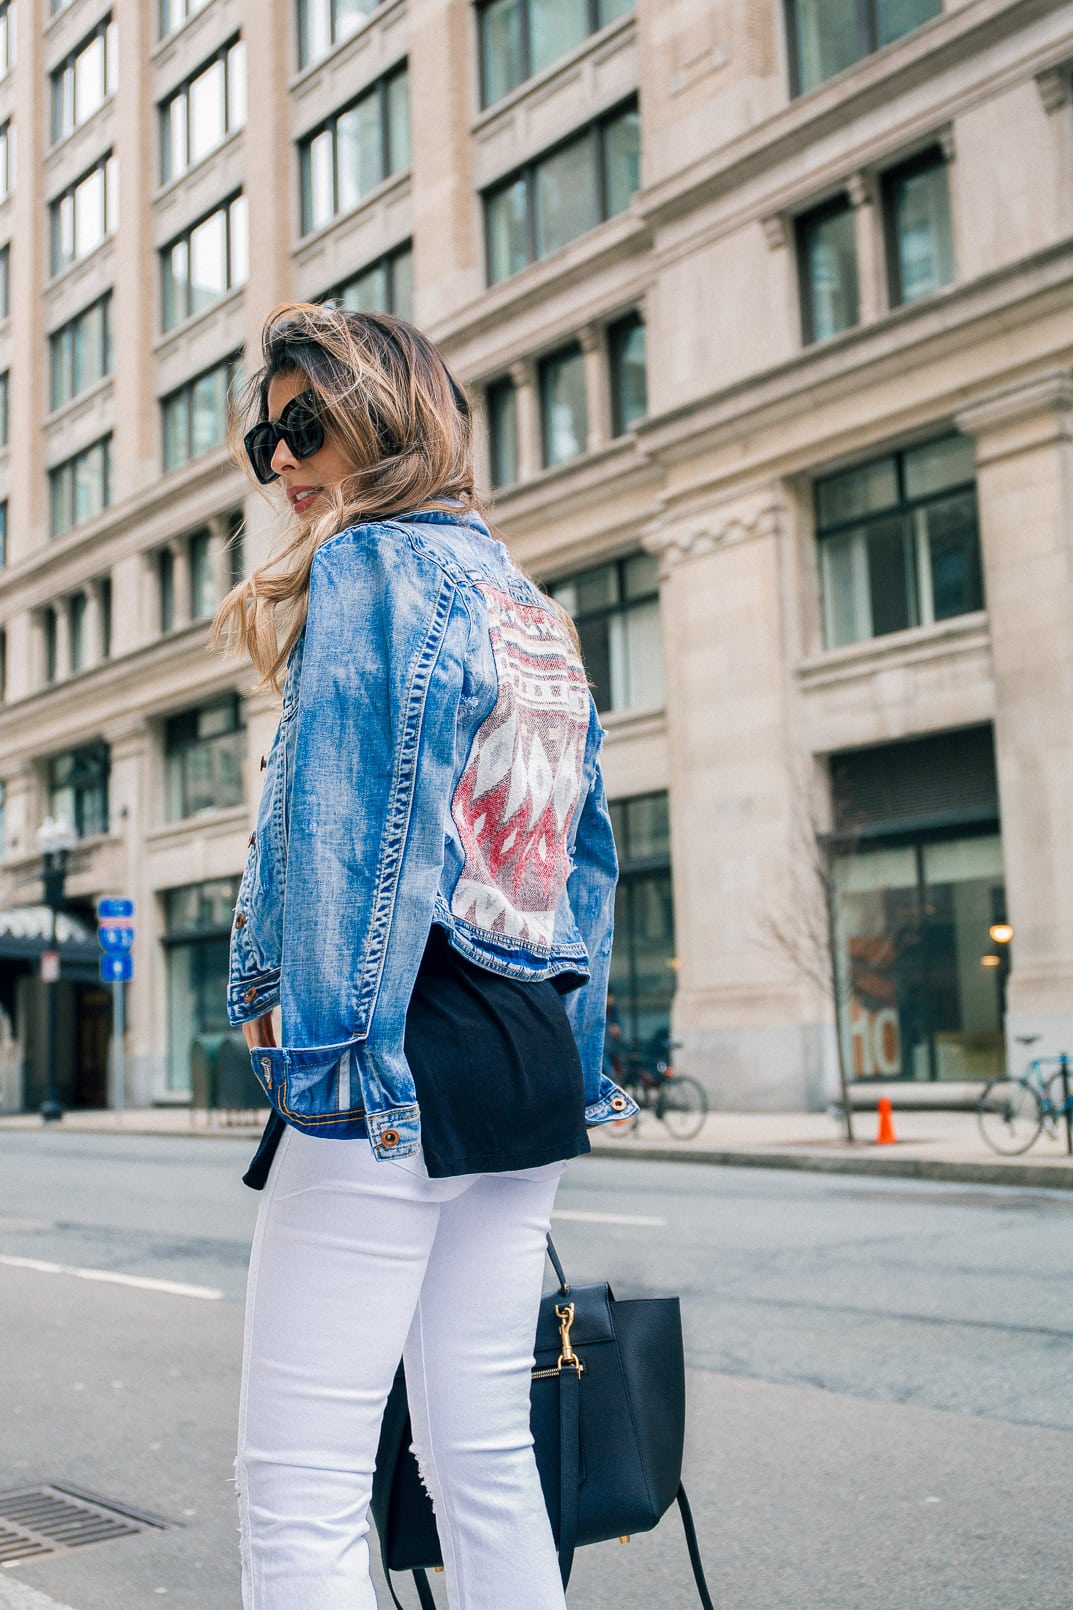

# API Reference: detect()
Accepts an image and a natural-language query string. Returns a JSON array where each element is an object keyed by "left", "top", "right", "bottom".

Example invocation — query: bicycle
[
  {"left": 976, "top": 1035, "right": 1073, "bottom": 1155},
  {"left": 606, "top": 1038, "right": 708, "bottom": 1141}
]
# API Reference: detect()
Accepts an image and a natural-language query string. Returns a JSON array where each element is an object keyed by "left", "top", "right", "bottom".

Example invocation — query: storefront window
[
  {"left": 607, "top": 792, "right": 675, "bottom": 1055},
  {"left": 163, "top": 878, "right": 238, "bottom": 1091}
]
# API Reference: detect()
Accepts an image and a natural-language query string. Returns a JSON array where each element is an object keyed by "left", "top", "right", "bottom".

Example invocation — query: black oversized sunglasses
[{"left": 243, "top": 389, "right": 326, "bottom": 484}]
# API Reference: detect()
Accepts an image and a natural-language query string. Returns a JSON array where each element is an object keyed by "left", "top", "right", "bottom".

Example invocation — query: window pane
[
  {"left": 189, "top": 209, "right": 227, "bottom": 312},
  {"left": 618, "top": 599, "right": 664, "bottom": 708},
  {"left": 577, "top": 616, "right": 611, "bottom": 710},
  {"left": 571, "top": 563, "right": 618, "bottom": 613},
  {"left": 486, "top": 177, "right": 529, "bottom": 282},
  {"left": 164, "top": 237, "right": 189, "bottom": 328},
  {"left": 622, "top": 791, "right": 670, "bottom": 860},
  {"left": 159, "top": 546, "right": 175, "bottom": 629},
  {"left": 876, "top": 0, "right": 940, "bottom": 47},
  {"left": 903, "top": 434, "right": 974, "bottom": 500},
  {"left": 817, "top": 456, "right": 898, "bottom": 527},
  {"left": 866, "top": 513, "right": 915, "bottom": 636},
  {"left": 227, "top": 40, "right": 247, "bottom": 129},
  {"left": 480, "top": 0, "right": 523, "bottom": 106},
  {"left": 540, "top": 346, "right": 587, "bottom": 466},
  {"left": 535, "top": 135, "right": 598, "bottom": 257},
  {"left": 800, "top": 201, "right": 858, "bottom": 342},
  {"left": 598, "top": 0, "right": 634, "bottom": 20},
  {"left": 926, "top": 493, "right": 983, "bottom": 621},
  {"left": 530, "top": 0, "right": 588, "bottom": 77},
  {"left": 792, "top": 0, "right": 860, "bottom": 94},
  {"left": 188, "top": 58, "right": 225, "bottom": 164},
  {"left": 191, "top": 366, "right": 227, "bottom": 455},
  {"left": 821, "top": 528, "right": 868, "bottom": 647},
  {"left": 304, "top": 129, "right": 335, "bottom": 231},
  {"left": 602, "top": 106, "right": 640, "bottom": 216},
  {"left": 340, "top": 261, "right": 388, "bottom": 310},
  {"left": 165, "top": 93, "right": 187, "bottom": 179},
  {"left": 387, "top": 70, "right": 409, "bottom": 172},
  {"left": 890, "top": 158, "right": 953, "bottom": 305},
  {"left": 228, "top": 194, "right": 249, "bottom": 287},
  {"left": 164, "top": 391, "right": 189, "bottom": 469},
  {"left": 337, "top": 95, "right": 382, "bottom": 211},
  {"left": 623, "top": 551, "right": 658, "bottom": 600},
  {"left": 335, "top": 0, "right": 375, "bottom": 44},
  {"left": 299, "top": 0, "right": 331, "bottom": 66},
  {"left": 73, "top": 167, "right": 105, "bottom": 257},
  {"left": 392, "top": 247, "right": 413, "bottom": 319},
  {"left": 74, "top": 442, "right": 105, "bottom": 523},
  {"left": 487, "top": 379, "right": 518, "bottom": 487},
  {"left": 74, "top": 32, "right": 105, "bottom": 123},
  {"left": 609, "top": 317, "right": 647, "bottom": 434},
  {"left": 189, "top": 531, "right": 214, "bottom": 618}
]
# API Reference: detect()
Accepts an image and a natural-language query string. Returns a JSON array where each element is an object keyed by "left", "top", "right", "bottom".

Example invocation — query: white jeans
[{"left": 236, "top": 1123, "right": 569, "bottom": 1610}]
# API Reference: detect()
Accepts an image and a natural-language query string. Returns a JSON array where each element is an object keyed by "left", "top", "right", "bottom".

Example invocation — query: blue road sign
[
  {"left": 99, "top": 926, "right": 135, "bottom": 953},
  {"left": 100, "top": 954, "right": 133, "bottom": 983},
  {"left": 98, "top": 898, "right": 135, "bottom": 919}
]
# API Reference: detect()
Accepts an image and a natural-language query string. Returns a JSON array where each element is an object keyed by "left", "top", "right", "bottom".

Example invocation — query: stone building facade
[{"left": 0, "top": 0, "right": 1070, "bottom": 1112}]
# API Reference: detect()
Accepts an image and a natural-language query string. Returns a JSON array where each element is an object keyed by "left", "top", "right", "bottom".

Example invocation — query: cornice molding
[{"left": 954, "top": 369, "right": 1073, "bottom": 438}]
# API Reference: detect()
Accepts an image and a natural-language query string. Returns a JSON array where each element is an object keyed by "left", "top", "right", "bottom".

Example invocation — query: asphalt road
[{"left": 1, "top": 1131, "right": 1071, "bottom": 1609}]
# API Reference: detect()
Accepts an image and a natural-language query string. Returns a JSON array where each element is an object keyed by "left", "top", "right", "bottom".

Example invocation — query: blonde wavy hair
[{"left": 212, "top": 301, "right": 480, "bottom": 689}]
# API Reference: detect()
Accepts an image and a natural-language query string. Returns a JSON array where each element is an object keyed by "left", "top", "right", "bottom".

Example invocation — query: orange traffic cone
[{"left": 876, "top": 1097, "right": 896, "bottom": 1146}]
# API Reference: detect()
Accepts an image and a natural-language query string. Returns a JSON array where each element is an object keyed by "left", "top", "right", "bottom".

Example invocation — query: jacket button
[
  {"left": 610, "top": 1095, "right": 627, "bottom": 1112},
  {"left": 234, "top": 912, "right": 246, "bottom": 929},
  {"left": 381, "top": 1129, "right": 400, "bottom": 1149},
  {"left": 244, "top": 987, "right": 258, "bottom": 1004},
  {"left": 260, "top": 755, "right": 267, "bottom": 771}
]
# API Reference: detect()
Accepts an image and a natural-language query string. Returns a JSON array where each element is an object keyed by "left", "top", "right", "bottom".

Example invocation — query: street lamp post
[{"left": 36, "top": 814, "right": 77, "bottom": 1124}]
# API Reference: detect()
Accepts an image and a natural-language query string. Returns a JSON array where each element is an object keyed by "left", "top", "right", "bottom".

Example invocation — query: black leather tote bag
[{"left": 371, "top": 1237, "right": 714, "bottom": 1608}]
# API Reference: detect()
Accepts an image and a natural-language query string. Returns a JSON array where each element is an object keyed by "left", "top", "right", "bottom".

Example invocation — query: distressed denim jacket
[{"left": 226, "top": 509, "right": 637, "bottom": 1159}]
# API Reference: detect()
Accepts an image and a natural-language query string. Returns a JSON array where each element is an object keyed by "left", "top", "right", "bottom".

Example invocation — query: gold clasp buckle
[{"left": 555, "top": 1302, "right": 583, "bottom": 1373}]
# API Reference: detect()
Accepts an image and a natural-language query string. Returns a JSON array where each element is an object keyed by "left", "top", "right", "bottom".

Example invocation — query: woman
[{"left": 215, "top": 302, "right": 636, "bottom": 1610}]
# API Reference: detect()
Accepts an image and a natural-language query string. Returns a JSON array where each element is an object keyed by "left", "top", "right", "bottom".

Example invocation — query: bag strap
[
  {"left": 545, "top": 1232, "right": 569, "bottom": 1294},
  {"left": 676, "top": 1483, "right": 716, "bottom": 1610}
]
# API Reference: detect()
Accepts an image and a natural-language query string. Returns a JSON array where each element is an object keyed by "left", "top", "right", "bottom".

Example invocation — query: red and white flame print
[{"left": 450, "top": 586, "right": 590, "bottom": 945}]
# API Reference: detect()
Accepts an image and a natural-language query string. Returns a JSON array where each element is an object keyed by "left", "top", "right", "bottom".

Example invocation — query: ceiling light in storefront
[
  {"left": 988, "top": 923, "right": 1014, "bottom": 944},
  {"left": 979, "top": 954, "right": 1002, "bottom": 968}
]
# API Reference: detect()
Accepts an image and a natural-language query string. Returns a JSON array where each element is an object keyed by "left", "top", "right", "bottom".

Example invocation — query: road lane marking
[
  {"left": 0, "top": 1253, "right": 223, "bottom": 1301},
  {"left": 552, "top": 1209, "right": 666, "bottom": 1227}
]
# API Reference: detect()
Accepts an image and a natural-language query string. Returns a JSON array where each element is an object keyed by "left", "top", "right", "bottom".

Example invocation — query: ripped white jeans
[{"left": 236, "top": 1123, "right": 569, "bottom": 1610}]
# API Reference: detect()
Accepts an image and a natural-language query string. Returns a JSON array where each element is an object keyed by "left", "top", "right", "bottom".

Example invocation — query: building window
[
  {"left": 48, "top": 740, "right": 110, "bottom": 837},
  {"left": 539, "top": 344, "right": 586, "bottom": 467},
  {"left": 830, "top": 727, "right": 1005, "bottom": 1082},
  {"left": 49, "top": 437, "right": 112, "bottom": 537},
  {"left": 50, "top": 155, "right": 117, "bottom": 274},
  {"left": 159, "top": 0, "right": 209, "bottom": 40},
  {"left": 50, "top": 16, "right": 116, "bottom": 144},
  {"left": 478, "top": 0, "right": 633, "bottom": 108},
  {"left": 49, "top": 295, "right": 112, "bottom": 409},
  {"left": 0, "top": 245, "right": 8, "bottom": 320},
  {"left": 607, "top": 791, "right": 675, "bottom": 1055},
  {"left": 486, "top": 375, "right": 518, "bottom": 489},
  {"left": 883, "top": 147, "right": 954, "bottom": 307},
  {"left": 327, "top": 242, "right": 413, "bottom": 319},
  {"left": 0, "top": 500, "right": 6, "bottom": 568},
  {"left": 188, "top": 528, "right": 215, "bottom": 619},
  {"left": 0, "top": 370, "right": 7, "bottom": 447},
  {"left": 299, "top": 66, "right": 410, "bottom": 235},
  {"left": 162, "top": 194, "right": 248, "bottom": 330},
  {"left": 68, "top": 591, "right": 86, "bottom": 672},
  {"left": 786, "top": 0, "right": 941, "bottom": 96},
  {"left": 158, "top": 546, "right": 175, "bottom": 631},
  {"left": 797, "top": 195, "right": 858, "bottom": 343},
  {"left": 550, "top": 551, "right": 663, "bottom": 714},
  {"left": 0, "top": 630, "right": 5, "bottom": 703},
  {"left": 484, "top": 100, "right": 639, "bottom": 284},
  {"left": 164, "top": 695, "right": 244, "bottom": 822},
  {"left": 162, "top": 877, "right": 240, "bottom": 1092},
  {"left": 42, "top": 606, "right": 57, "bottom": 682},
  {"left": 0, "top": 121, "right": 13, "bottom": 200},
  {"left": 99, "top": 575, "right": 112, "bottom": 659},
  {"left": 0, "top": 2, "right": 15, "bottom": 79},
  {"left": 161, "top": 40, "right": 246, "bottom": 182},
  {"left": 162, "top": 356, "right": 237, "bottom": 471},
  {"left": 817, "top": 434, "right": 982, "bottom": 649},
  {"left": 298, "top": 0, "right": 382, "bottom": 69},
  {"left": 608, "top": 313, "right": 646, "bottom": 435}
]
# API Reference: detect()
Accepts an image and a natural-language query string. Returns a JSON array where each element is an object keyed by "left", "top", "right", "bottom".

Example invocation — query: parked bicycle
[
  {"left": 607, "top": 1037, "right": 708, "bottom": 1141},
  {"left": 976, "top": 1035, "right": 1073, "bottom": 1155}
]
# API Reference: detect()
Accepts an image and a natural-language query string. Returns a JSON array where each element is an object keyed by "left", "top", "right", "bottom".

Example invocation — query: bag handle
[{"left": 545, "top": 1232, "right": 569, "bottom": 1294}]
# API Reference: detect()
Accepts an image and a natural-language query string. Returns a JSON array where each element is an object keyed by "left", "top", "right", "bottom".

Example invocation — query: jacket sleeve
[
  {"left": 561, "top": 720, "right": 624, "bottom": 1118},
  {"left": 278, "top": 530, "right": 467, "bottom": 1061}
]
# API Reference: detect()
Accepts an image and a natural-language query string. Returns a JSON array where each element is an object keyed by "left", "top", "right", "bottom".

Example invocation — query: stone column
[
  {"left": 580, "top": 324, "right": 610, "bottom": 454},
  {"left": 4, "top": 614, "right": 34, "bottom": 703},
  {"left": 955, "top": 372, "right": 1073, "bottom": 1059},
  {"left": 208, "top": 514, "right": 231, "bottom": 604},
  {"left": 170, "top": 539, "right": 191, "bottom": 631},
  {"left": 847, "top": 171, "right": 883, "bottom": 323},
  {"left": 509, "top": 360, "right": 540, "bottom": 483},
  {"left": 81, "top": 584, "right": 101, "bottom": 671}
]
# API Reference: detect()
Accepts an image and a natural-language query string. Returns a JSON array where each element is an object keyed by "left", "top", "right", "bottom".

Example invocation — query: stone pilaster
[
  {"left": 580, "top": 323, "right": 610, "bottom": 454},
  {"left": 509, "top": 359, "right": 540, "bottom": 484}
]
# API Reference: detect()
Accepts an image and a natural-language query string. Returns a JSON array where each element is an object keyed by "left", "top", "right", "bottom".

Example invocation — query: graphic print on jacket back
[{"left": 450, "top": 586, "right": 590, "bottom": 947}]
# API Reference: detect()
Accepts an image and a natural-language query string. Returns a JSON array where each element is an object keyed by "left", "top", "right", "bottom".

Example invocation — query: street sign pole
[
  {"left": 112, "top": 978, "right": 125, "bottom": 1117},
  {"left": 97, "top": 899, "right": 134, "bottom": 1116}
]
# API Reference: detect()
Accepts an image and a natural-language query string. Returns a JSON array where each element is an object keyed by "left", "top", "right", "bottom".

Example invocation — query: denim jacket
[{"left": 226, "top": 510, "right": 637, "bottom": 1158}]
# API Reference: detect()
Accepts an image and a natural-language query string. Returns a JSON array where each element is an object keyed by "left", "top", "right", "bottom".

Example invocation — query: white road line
[
  {"left": 552, "top": 1209, "right": 666, "bottom": 1228},
  {"left": 0, "top": 1253, "right": 223, "bottom": 1301},
  {"left": 0, "top": 1573, "right": 81, "bottom": 1605}
]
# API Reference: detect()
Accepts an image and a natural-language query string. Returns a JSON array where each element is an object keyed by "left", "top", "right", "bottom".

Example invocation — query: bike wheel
[
  {"left": 976, "top": 1079, "right": 1043, "bottom": 1154},
  {"left": 1043, "top": 1072, "right": 1073, "bottom": 1141},
  {"left": 657, "top": 1075, "right": 708, "bottom": 1140}
]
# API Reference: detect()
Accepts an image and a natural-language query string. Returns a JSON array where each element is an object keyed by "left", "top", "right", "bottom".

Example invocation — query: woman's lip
[{"left": 287, "top": 486, "right": 322, "bottom": 507}]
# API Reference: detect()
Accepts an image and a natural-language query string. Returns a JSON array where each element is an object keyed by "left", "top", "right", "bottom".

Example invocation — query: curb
[{"left": 587, "top": 1143, "right": 1073, "bottom": 1190}]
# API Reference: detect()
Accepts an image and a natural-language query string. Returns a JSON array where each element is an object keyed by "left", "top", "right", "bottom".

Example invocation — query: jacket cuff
[
  {"left": 227, "top": 969, "right": 281, "bottom": 1025},
  {"left": 585, "top": 1074, "right": 639, "bottom": 1126}
]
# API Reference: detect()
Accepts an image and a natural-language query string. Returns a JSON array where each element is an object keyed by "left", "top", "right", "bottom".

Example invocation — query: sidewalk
[{"left": 2, "top": 1102, "right": 1072, "bottom": 1188}]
